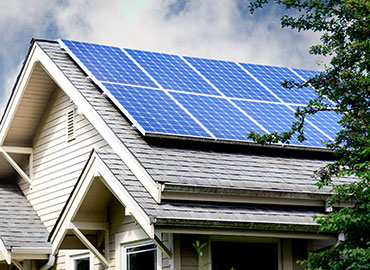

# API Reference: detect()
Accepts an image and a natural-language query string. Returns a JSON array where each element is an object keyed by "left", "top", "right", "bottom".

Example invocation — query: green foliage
[
  {"left": 192, "top": 240, "right": 211, "bottom": 270},
  {"left": 192, "top": 241, "right": 237, "bottom": 270},
  {"left": 249, "top": 0, "right": 370, "bottom": 269}
]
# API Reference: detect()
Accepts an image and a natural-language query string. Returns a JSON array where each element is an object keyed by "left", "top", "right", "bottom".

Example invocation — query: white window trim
[
  {"left": 122, "top": 240, "right": 160, "bottom": 270},
  {"left": 65, "top": 250, "right": 94, "bottom": 270}
]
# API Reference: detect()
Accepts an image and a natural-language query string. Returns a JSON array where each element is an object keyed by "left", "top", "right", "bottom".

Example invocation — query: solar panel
[
  {"left": 126, "top": 49, "right": 219, "bottom": 95},
  {"left": 306, "top": 110, "right": 341, "bottom": 140},
  {"left": 60, "top": 39, "right": 338, "bottom": 148},
  {"left": 185, "top": 57, "right": 279, "bottom": 101},
  {"left": 61, "top": 40, "right": 158, "bottom": 88},
  {"left": 233, "top": 100, "right": 326, "bottom": 146},
  {"left": 103, "top": 83, "right": 212, "bottom": 138},
  {"left": 293, "top": 68, "right": 321, "bottom": 81},
  {"left": 171, "top": 92, "right": 266, "bottom": 141},
  {"left": 240, "top": 63, "right": 317, "bottom": 105}
]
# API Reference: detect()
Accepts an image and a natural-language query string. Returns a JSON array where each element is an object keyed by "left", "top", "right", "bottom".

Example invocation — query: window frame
[
  {"left": 122, "top": 240, "right": 158, "bottom": 270},
  {"left": 69, "top": 250, "right": 94, "bottom": 270}
]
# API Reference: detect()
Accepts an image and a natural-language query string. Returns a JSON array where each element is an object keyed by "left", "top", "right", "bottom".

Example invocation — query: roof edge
[
  {"left": 154, "top": 218, "right": 321, "bottom": 233},
  {"left": 162, "top": 183, "right": 330, "bottom": 201}
]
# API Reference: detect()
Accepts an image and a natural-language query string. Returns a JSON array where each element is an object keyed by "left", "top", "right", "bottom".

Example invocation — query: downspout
[{"left": 39, "top": 254, "right": 55, "bottom": 270}]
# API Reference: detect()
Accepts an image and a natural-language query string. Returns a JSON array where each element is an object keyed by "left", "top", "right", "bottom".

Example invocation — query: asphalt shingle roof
[
  {"left": 37, "top": 40, "right": 338, "bottom": 196},
  {"left": 0, "top": 184, "right": 50, "bottom": 249},
  {"left": 96, "top": 148, "right": 323, "bottom": 231}
]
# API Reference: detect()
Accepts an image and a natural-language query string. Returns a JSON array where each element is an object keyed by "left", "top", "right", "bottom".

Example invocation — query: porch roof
[{"left": 96, "top": 148, "right": 324, "bottom": 232}]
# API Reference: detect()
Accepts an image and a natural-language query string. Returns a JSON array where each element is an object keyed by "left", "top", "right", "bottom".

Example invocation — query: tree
[{"left": 248, "top": 0, "right": 370, "bottom": 269}]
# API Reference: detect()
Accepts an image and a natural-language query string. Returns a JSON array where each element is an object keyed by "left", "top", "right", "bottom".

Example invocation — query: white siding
[{"left": 20, "top": 87, "right": 109, "bottom": 231}]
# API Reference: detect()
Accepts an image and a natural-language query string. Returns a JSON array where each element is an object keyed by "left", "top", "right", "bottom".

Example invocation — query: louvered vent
[{"left": 66, "top": 108, "right": 76, "bottom": 142}]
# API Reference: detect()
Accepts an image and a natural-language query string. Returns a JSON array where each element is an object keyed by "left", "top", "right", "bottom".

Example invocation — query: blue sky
[{"left": 0, "top": 0, "right": 325, "bottom": 116}]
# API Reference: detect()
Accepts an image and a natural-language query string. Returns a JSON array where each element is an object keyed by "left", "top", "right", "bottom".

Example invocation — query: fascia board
[
  {"left": 50, "top": 151, "right": 153, "bottom": 255},
  {"left": 11, "top": 247, "right": 51, "bottom": 254},
  {"left": 0, "top": 238, "right": 10, "bottom": 264},
  {"left": 33, "top": 44, "right": 160, "bottom": 203}
]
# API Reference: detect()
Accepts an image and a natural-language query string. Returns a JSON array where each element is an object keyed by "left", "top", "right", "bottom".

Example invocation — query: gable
[{"left": 2, "top": 62, "right": 55, "bottom": 147}]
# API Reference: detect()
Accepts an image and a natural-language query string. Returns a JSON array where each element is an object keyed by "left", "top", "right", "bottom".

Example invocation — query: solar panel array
[{"left": 60, "top": 39, "right": 340, "bottom": 148}]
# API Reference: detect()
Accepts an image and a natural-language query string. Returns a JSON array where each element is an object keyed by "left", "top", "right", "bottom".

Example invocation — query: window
[
  {"left": 70, "top": 252, "right": 91, "bottom": 270},
  {"left": 123, "top": 241, "right": 157, "bottom": 270},
  {"left": 211, "top": 241, "right": 278, "bottom": 270}
]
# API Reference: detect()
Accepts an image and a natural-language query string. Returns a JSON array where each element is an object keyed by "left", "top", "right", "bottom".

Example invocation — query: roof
[
  {"left": 96, "top": 148, "right": 323, "bottom": 232},
  {"left": 0, "top": 184, "right": 50, "bottom": 249},
  {"left": 36, "top": 40, "right": 339, "bottom": 197}
]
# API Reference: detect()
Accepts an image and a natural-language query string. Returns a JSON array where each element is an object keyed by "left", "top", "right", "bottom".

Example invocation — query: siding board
[{"left": 21, "top": 87, "right": 109, "bottom": 232}]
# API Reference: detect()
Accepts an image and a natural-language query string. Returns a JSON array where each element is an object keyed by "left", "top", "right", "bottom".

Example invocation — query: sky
[{"left": 0, "top": 0, "right": 325, "bottom": 117}]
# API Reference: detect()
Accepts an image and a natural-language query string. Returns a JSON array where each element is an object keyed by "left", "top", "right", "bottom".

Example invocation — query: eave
[{"left": 162, "top": 184, "right": 330, "bottom": 207}]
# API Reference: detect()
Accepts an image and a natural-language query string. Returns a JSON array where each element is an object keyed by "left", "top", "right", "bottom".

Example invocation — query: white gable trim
[
  {"left": 0, "top": 43, "right": 160, "bottom": 203},
  {"left": 0, "top": 238, "right": 10, "bottom": 264},
  {"left": 50, "top": 151, "right": 154, "bottom": 256}
]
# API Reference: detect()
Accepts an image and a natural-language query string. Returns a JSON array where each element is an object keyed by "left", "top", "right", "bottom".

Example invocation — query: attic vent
[{"left": 66, "top": 108, "right": 76, "bottom": 142}]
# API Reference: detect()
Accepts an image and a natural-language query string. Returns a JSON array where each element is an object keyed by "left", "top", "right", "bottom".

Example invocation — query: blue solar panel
[
  {"left": 240, "top": 63, "right": 317, "bottom": 105},
  {"left": 306, "top": 110, "right": 342, "bottom": 140},
  {"left": 61, "top": 40, "right": 158, "bottom": 88},
  {"left": 185, "top": 57, "right": 279, "bottom": 101},
  {"left": 125, "top": 49, "right": 219, "bottom": 95},
  {"left": 60, "top": 39, "right": 340, "bottom": 148},
  {"left": 293, "top": 68, "right": 321, "bottom": 81},
  {"left": 103, "top": 83, "right": 212, "bottom": 138},
  {"left": 171, "top": 92, "right": 266, "bottom": 141},
  {"left": 234, "top": 100, "right": 328, "bottom": 146}
]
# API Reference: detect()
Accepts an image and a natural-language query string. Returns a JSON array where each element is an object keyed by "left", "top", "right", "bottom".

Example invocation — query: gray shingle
[
  {"left": 95, "top": 148, "right": 324, "bottom": 231},
  {"left": 0, "top": 184, "right": 50, "bottom": 249},
  {"left": 35, "top": 41, "right": 347, "bottom": 197}
]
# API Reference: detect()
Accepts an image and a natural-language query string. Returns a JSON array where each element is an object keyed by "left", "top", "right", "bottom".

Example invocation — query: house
[{"left": 0, "top": 39, "right": 341, "bottom": 270}]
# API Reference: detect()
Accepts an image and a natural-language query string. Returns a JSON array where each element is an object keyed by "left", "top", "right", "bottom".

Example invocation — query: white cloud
[
  {"left": 55, "top": 0, "right": 324, "bottom": 68},
  {"left": 0, "top": 0, "right": 326, "bottom": 116}
]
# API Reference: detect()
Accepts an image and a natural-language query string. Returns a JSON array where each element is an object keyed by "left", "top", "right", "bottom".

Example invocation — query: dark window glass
[
  {"left": 127, "top": 243, "right": 156, "bottom": 270},
  {"left": 212, "top": 242, "right": 278, "bottom": 270},
  {"left": 75, "top": 257, "right": 89, "bottom": 270}
]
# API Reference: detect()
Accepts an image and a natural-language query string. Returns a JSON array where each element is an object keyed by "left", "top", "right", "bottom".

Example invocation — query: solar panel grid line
[
  {"left": 228, "top": 96, "right": 304, "bottom": 106},
  {"left": 290, "top": 68, "right": 337, "bottom": 107},
  {"left": 236, "top": 62, "right": 337, "bottom": 144},
  {"left": 162, "top": 91, "right": 217, "bottom": 139},
  {"left": 59, "top": 40, "right": 153, "bottom": 135},
  {"left": 120, "top": 48, "right": 163, "bottom": 89},
  {"left": 125, "top": 49, "right": 220, "bottom": 95},
  {"left": 59, "top": 40, "right": 110, "bottom": 97},
  {"left": 290, "top": 109, "right": 335, "bottom": 142},
  {"left": 60, "top": 40, "right": 158, "bottom": 87},
  {"left": 121, "top": 48, "right": 217, "bottom": 139},
  {"left": 99, "top": 86, "right": 147, "bottom": 135},
  {"left": 180, "top": 56, "right": 271, "bottom": 134},
  {"left": 236, "top": 63, "right": 285, "bottom": 104},
  {"left": 287, "top": 68, "right": 337, "bottom": 141}
]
